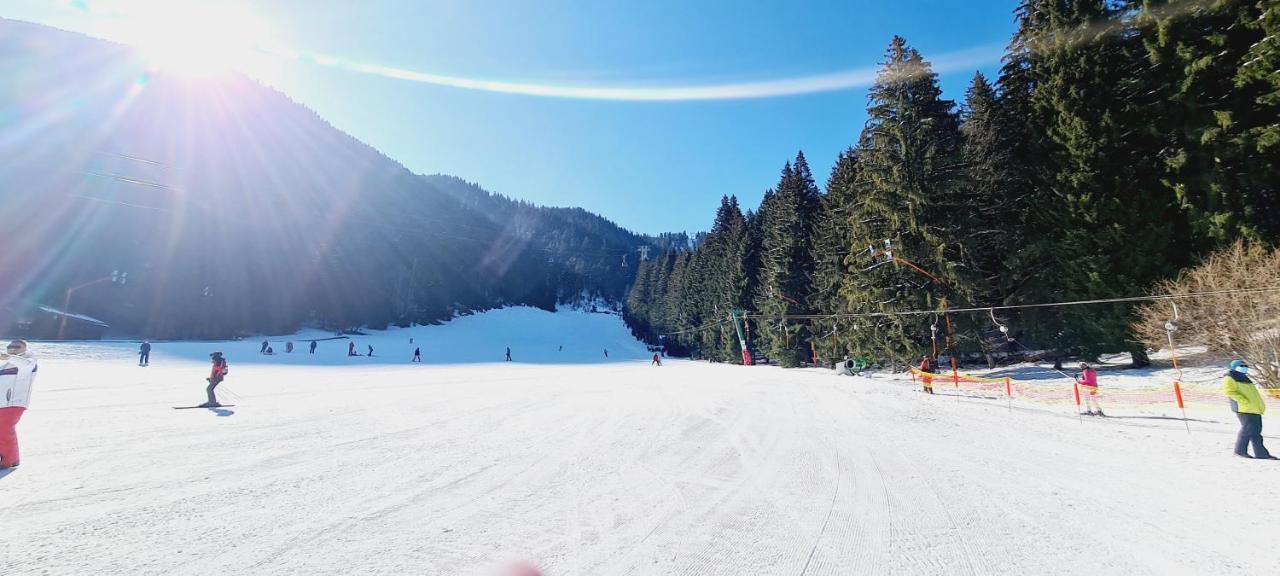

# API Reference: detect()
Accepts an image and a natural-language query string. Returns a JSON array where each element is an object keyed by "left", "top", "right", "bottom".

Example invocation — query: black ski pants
[{"left": 1235, "top": 413, "right": 1272, "bottom": 458}]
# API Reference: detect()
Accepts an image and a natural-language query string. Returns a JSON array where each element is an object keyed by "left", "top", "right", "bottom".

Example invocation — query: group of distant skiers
[
  {"left": 144, "top": 338, "right": 649, "bottom": 367},
  {"left": 255, "top": 339, "right": 321, "bottom": 356},
  {"left": 2, "top": 337, "right": 1274, "bottom": 470},
  {"left": 917, "top": 354, "right": 1104, "bottom": 414}
]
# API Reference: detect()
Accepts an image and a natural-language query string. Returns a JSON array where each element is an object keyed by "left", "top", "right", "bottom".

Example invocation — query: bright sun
[{"left": 112, "top": 1, "right": 271, "bottom": 77}]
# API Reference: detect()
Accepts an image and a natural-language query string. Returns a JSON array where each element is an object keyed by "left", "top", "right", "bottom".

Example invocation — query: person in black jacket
[
  {"left": 138, "top": 341, "right": 151, "bottom": 366},
  {"left": 412, "top": 347, "right": 421, "bottom": 363},
  {"left": 309, "top": 340, "right": 317, "bottom": 354}
]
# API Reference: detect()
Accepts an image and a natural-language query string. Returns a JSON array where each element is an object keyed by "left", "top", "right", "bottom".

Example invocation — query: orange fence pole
[
  {"left": 1174, "top": 381, "right": 1190, "bottom": 434},
  {"left": 1167, "top": 325, "right": 1192, "bottom": 435},
  {"left": 1005, "top": 377, "right": 1013, "bottom": 412},
  {"left": 1073, "top": 381, "right": 1083, "bottom": 423}
]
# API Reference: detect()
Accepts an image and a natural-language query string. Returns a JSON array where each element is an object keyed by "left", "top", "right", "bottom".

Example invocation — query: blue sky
[{"left": 4, "top": 0, "right": 1019, "bottom": 235}]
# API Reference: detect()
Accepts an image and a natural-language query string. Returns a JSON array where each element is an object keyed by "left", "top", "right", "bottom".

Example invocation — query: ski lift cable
[
  {"left": 657, "top": 317, "right": 732, "bottom": 337},
  {"left": 649, "top": 287, "right": 1280, "bottom": 338},
  {"left": 740, "top": 286, "right": 1280, "bottom": 321}
]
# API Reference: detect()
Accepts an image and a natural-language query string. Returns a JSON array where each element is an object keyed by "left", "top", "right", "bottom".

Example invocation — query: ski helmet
[{"left": 1230, "top": 359, "right": 1248, "bottom": 373}]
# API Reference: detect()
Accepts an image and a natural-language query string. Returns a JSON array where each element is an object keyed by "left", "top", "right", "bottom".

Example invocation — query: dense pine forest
[{"left": 625, "top": 0, "right": 1280, "bottom": 367}]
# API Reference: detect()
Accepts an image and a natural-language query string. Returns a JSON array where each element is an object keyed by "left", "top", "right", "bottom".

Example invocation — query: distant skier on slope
[
  {"left": 309, "top": 340, "right": 317, "bottom": 354},
  {"left": 138, "top": 341, "right": 151, "bottom": 366},
  {"left": 367, "top": 345, "right": 374, "bottom": 357},
  {"left": 200, "top": 352, "right": 229, "bottom": 408},
  {"left": 285, "top": 341, "right": 294, "bottom": 354},
  {"left": 412, "top": 347, "right": 421, "bottom": 362},
  {"left": 1224, "top": 360, "right": 1274, "bottom": 460},
  {"left": 651, "top": 353, "right": 662, "bottom": 366},
  {"left": 1078, "top": 363, "right": 1103, "bottom": 416},
  {"left": 505, "top": 347, "right": 512, "bottom": 362},
  {"left": 348, "top": 341, "right": 357, "bottom": 357},
  {"left": 919, "top": 356, "right": 936, "bottom": 394},
  {"left": 260, "top": 340, "right": 269, "bottom": 355},
  {"left": 604, "top": 349, "right": 609, "bottom": 358},
  {"left": 0, "top": 340, "right": 37, "bottom": 469}
]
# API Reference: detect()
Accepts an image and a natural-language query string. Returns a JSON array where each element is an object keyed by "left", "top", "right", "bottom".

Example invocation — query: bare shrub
[{"left": 1133, "top": 242, "right": 1280, "bottom": 388}]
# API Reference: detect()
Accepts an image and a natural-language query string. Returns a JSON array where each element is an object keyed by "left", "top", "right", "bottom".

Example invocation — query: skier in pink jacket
[{"left": 1079, "top": 363, "right": 1104, "bottom": 416}]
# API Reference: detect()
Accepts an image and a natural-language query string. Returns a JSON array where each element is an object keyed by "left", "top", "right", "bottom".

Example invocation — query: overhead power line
[
  {"left": 739, "top": 287, "right": 1280, "bottom": 321},
  {"left": 658, "top": 318, "right": 731, "bottom": 337},
  {"left": 658, "top": 287, "right": 1280, "bottom": 337}
]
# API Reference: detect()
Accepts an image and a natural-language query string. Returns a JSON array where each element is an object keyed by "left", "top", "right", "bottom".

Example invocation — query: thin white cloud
[{"left": 267, "top": 43, "right": 1005, "bottom": 102}]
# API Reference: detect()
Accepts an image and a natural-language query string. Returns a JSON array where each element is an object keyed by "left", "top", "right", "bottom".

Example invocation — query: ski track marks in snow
[{"left": 4, "top": 332, "right": 1280, "bottom": 574}]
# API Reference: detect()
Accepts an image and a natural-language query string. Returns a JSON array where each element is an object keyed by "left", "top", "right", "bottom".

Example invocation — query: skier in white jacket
[{"left": 0, "top": 340, "right": 37, "bottom": 469}]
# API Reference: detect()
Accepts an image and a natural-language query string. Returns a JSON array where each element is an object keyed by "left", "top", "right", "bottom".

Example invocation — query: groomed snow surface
[{"left": 3, "top": 307, "right": 1278, "bottom": 575}]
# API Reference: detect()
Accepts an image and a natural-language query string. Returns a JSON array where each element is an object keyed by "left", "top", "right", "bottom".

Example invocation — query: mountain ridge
[{"left": 0, "top": 18, "right": 680, "bottom": 339}]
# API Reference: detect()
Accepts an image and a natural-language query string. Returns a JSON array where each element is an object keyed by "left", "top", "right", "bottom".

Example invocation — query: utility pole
[
  {"left": 730, "top": 309, "right": 753, "bottom": 365},
  {"left": 59, "top": 270, "right": 127, "bottom": 339}
]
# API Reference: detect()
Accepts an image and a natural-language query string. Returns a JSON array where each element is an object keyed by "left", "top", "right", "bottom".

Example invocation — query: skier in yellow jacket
[{"left": 1223, "top": 360, "right": 1275, "bottom": 460}]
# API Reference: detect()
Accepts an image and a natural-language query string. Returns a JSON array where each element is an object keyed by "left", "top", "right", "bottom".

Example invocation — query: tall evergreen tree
[
  {"left": 1010, "top": 0, "right": 1175, "bottom": 363},
  {"left": 663, "top": 250, "right": 697, "bottom": 355},
  {"left": 754, "top": 153, "right": 822, "bottom": 366},
  {"left": 811, "top": 147, "right": 861, "bottom": 362},
  {"left": 1139, "top": 0, "right": 1280, "bottom": 243},
  {"left": 705, "top": 196, "right": 751, "bottom": 361},
  {"left": 840, "top": 36, "right": 973, "bottom": 364},
  {"left": 959, "top": 71, "right": 1019, "bottom": 306}
]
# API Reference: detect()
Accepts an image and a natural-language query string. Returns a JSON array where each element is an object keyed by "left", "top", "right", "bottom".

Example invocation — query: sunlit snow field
[{"left": 3, "top": 308, "right": 1278, "bottom": 575}]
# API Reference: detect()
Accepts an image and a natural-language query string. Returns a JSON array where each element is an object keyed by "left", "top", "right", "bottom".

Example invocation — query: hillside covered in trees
[
  {"left": 626, "top": 0, "right": 1280, "bottom": 367},
  {"left": 0, "top": 19, "right": 684, "bottom": 339}
]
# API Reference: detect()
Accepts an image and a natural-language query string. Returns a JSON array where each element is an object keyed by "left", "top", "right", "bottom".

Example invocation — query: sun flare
[{"left": 108, "top": 1, "right": 271, "bottom": 77}]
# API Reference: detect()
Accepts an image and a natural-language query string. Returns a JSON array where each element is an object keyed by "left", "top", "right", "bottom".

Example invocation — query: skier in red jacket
[{"left": 200, "top": 352, "right": 229, "bottom": 408}]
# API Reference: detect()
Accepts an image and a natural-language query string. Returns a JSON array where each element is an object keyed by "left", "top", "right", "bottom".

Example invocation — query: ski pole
[
  {"left": 218, "top": 385, "right": 243, "bottom": 403},
  {"left": 1052, "top": 367, "right": 1083, "bottom": 422}
]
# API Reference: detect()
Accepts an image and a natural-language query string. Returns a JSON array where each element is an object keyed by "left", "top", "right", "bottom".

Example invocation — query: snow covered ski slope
[{"left": 2, "top": 308, "right": 1278, "bottom": 575}]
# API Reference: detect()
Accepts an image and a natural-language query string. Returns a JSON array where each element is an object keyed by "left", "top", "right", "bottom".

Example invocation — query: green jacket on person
[{"left": 1223, "top": 373, "right": 1266, "bottom": 415}]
